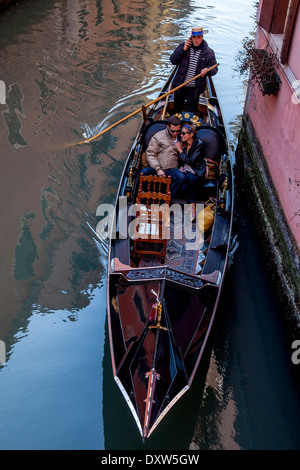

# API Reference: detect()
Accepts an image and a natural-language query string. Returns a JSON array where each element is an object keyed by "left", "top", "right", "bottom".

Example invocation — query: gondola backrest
[
  {"left": 140, "top": 120, "right": 169, "bottom": 150},
  {"left": 196, "top": 126, "right": 226, "bottom": 162}
]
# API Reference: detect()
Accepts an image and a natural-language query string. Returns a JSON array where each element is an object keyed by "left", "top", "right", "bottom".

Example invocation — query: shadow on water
[{"left": 187, "top": 170, "right": 300, "bottom": 450}]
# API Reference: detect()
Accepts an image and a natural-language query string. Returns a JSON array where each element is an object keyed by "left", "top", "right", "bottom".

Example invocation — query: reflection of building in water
[
  {"left": 0, "top": 0, "right": 16, "bottom": 12},
  {"left": 189, "top": 352, "right": 242, "bottom": 450},
  {"left": 0, "top": 0, "right": 185, "bottom": 344}
]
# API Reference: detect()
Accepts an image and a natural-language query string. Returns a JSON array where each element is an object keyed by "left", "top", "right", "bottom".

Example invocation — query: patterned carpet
[{"left": 138, "top": 214, "right": 208, "bottom": 274}]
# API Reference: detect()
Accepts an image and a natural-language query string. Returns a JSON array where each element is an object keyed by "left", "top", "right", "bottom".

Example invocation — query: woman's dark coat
[{"left": 178, "top": 139, "right": 206, "bottom": 177}]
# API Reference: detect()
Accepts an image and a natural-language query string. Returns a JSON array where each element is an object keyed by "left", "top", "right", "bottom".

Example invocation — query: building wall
[
  {"left": 245, "top": 6, "right": 300, "bottom": 252},
  {"left": 240, "top": 0, "right": 300, "bottom": 328}
]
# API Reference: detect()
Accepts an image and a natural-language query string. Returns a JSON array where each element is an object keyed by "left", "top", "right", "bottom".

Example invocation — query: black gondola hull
[{"left": 106, "top": 69, "right": 234, "bottom": 439}]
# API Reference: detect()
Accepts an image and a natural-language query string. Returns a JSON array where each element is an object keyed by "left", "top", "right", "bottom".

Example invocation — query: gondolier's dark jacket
[{"left": 170, "top": 40, "right": 218, "bottom": 99}]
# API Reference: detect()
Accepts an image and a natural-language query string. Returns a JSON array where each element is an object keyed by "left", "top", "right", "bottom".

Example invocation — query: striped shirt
[{"left": 185, "top": 48, "right": 201, "bottom": 87}]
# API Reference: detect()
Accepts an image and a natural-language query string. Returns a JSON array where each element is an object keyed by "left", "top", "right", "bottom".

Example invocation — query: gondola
[{"left": 105, "top": 65, "right": 234, "bottom": 440}]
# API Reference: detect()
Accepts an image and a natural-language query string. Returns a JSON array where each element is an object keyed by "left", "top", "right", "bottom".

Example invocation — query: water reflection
[
  {"left": 189, "top": 352, "right": 241, "bottom": 450},
  {"left": 2, "top": 83, "right": 27, "bottom": 149},
  {"left": 0, "top": 0, "right": 193, "bottom": 449},
  {"left": 0, "top": 0, "right": 196, "bottom": 345},
  {"left": 1, "top": 0, "right": 299, "bottom": 451}
]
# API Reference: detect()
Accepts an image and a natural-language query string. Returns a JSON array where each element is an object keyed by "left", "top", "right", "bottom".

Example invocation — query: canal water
[{"left": 0, "top": 0, "right": 299, "bottom": 450}]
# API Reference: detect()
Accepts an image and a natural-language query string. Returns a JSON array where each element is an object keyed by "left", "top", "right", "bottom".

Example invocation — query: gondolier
[{"left": 170, "top": 26, "right": 218, "bottom": 115}]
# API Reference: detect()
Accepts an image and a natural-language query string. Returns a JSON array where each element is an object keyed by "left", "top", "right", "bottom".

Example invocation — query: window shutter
[
  {"left": 271, "top": 0, "right": 290, "bottom": 33},
  {"left": 281, "top": 0, "right": 299, "bottom": 63},
  {"left": 258, "top": 0, "right": 277, "bottom": 31}
]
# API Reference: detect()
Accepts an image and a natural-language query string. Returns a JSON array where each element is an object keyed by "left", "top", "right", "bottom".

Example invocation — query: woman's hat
[{"left": 191, "top": 26, "right": 208, "bottom": 36}]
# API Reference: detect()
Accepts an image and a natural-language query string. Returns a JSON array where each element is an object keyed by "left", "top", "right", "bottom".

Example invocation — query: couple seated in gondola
[{"left": 141, "top": 116, "right": 207, "bottom": 221}]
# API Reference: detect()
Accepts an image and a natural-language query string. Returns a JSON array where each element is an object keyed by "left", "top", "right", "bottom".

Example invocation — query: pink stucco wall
[{"left": 245, "top": 25, "right": 300, "bottom": 250}]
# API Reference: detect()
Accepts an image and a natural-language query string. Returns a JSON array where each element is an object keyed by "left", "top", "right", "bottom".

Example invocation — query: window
[
  {"left": 258, "top": 0, "right": 289, "bottom": 33},
  {"left": 281, "top": 0, "right": 299, "bottom": 63},
  {"left": 258, "top": 0, "right": 299, "bottom": 64}
]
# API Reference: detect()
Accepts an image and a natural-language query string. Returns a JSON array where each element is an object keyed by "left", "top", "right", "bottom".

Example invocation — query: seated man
[{"left": 142, "top": 116, "right": 185, "bottom": 198}]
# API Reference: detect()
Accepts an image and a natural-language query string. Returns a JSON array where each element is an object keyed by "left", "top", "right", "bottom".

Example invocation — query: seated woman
[{"left": 176, "top": 124, "right": 207, "bottom": 221}]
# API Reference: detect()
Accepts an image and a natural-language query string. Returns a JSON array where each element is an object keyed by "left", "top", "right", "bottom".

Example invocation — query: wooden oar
[
  {"left": 161, "top": 82, "right": 172, "bottom": 120},
  {"left": 76, "top": 63, "right": 219, "bottom": 145}
]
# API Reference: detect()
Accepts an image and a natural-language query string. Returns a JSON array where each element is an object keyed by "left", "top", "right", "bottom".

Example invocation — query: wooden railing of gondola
[{"left": 74, "top": 63, "right": 219, "bottom": 146}]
